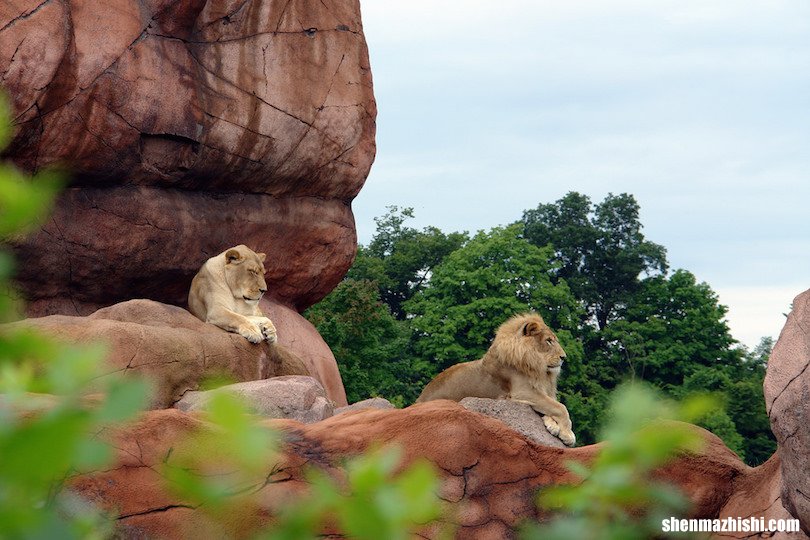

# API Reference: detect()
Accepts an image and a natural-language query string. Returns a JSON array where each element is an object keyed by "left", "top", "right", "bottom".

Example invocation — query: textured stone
[
  {"left": 260, "top": 298, "right": 346, "bottom": 406},
  {"left": 64, "top": 401, "right": 794, "bottom": 539},
  {"left": 3, "top": 299, "right": 347, "bottom": 406},
  {"left": 175, "top": 376, "right": 334, "bottom": 423},
  {"left": 764, "top": 289, "right": 810, "bottom": 534},
  {"left": 0, "top": 0, "right": 376, "bottom": 314},
  {"left": 15, "top": 191, "right": 358, "bottom": 316},
  {"left": 718, "top": 452, "right": 808, "bottom": 539},
  {"left": 460, "top": 397, "right": 566, "bottom": 448},
  {"left": 335, "top": 397, "right": 395, "bottom": 415}
]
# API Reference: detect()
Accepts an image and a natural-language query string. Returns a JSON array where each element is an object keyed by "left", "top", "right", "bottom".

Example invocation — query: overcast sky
[{"left": 352, "top": 0, "right": 809, "bottom": 349}]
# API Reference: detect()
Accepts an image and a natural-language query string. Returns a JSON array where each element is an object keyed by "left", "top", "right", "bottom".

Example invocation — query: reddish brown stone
[
  {"left": 261, "top": 298, "right": 346, "bottom": 404},
  {"left": 765, "top": 289, "right": 810, "bottom": 534},
  {"left": 65, "top": 401, "right": 801, "bottom": 539},
  {"left": 16, "top": 188, "right": 357, "bottom": 315},
  {"left": 0, "top": 0, "right": 375, "bottom": 313},
  {"left": 4, "top": 298, "right": 347, "bottom": 406}
]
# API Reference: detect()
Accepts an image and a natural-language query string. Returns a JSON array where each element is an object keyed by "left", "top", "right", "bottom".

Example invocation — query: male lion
[
  {"left": 188, "top": 245, "right": 277, "bottom": 344},
  {"left": 416, "top": 313, "right": 575, "bottom": 446}
]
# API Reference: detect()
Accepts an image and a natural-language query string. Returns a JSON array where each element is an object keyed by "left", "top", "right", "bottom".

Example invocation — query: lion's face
[
  {"left": 521, "top": 318, "right": 567, "bottom": 373},
  {"left": 223, "top": 246, "right": 268, "bottom": 304}
]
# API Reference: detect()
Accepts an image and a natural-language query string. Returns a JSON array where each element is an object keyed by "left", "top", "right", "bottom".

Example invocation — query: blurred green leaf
[
  {"left": 266, "top": 447, "right": 447, "bottom": 540},
  {"left": 0, "top": 92, "right": 148, "bottom": 538},
  {"left": 525, "top": 383, "right": 706, "bottom": 540}
]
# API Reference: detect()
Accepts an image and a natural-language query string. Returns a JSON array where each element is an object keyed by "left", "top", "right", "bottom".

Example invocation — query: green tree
[
  {"left": 726, "top": 337, "right": 776, "bottom": 465},
  {"left": 405, "top": 224, "right": 584, "bottom": 372},
  {"left": 522, "top": 192, "right": 667, "bottom": 330},
  {"left": 305, "top": 279, "right": 429, "bottom": 406},
  {"left": 598, "top": 271, "right": 777, "bottom": 460},
  {"left": 309, "top": 199, "right": 775, "bottom": 463},
  {"left": 602, "top": 270, "right": 740, "bottom": 391},
  {"left": 350, "top": 206, "right": 467, "bottom": 319}
]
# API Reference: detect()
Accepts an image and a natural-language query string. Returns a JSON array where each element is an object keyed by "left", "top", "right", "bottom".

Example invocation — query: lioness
[
  {"left": 416, "top": 313, "right": 575, "bottom": 446},
  {"left": 188, "top": 245, "right": 277, "bottom": 344}
]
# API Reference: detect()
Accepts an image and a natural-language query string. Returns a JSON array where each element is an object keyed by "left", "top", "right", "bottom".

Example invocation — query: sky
[{"left": 352, "top": 0, "right": 809, "bottom": 349}]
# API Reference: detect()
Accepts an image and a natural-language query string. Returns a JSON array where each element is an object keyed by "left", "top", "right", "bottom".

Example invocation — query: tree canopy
[{"left": 523, "top": 192, "right": 668, "bottom": 330}]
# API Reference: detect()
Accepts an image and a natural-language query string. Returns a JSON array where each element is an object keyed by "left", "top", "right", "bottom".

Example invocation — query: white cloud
[{"left": 715, "top": 286, "right": 805, "bottom": 349}]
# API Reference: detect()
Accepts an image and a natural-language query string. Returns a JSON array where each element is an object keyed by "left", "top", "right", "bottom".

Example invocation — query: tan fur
[
  {"left": 188, "top": 245, "right": 277, "bottom": 344},
  {"left": 416, "top": 313, "right": 576, "bottom": 446}
]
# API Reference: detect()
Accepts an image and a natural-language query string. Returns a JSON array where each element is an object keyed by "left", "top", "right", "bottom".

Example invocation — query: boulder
[
  {"left": 67, "top": 401, "right": 787, "bottom": 539},
  {"left": 0, "top": 0, "right": 376, "bottom": 315},
  {"left": 335, "top": 397, "right": 396, "bottom": 415},
  {"left": 460, "top": 397, "right": 566, "bottom": 448},
  {"left": 717, "top": 451, "right": 807, "bottom": 539},
  {"left": 3, "top": 299, "right": 347, "bottom": 406},
  {"left": 175, "top": 376, "right": 334, "bottom": 424},
  {"left": 764, "top": 289, "right": 810, "bottom": 533},
  {"left": 260, "top": 299, "right": 346, "bottom": 405}
]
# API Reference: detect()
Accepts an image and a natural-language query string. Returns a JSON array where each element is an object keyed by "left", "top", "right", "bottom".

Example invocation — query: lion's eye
[{"left": 546, "top": 338, "right": 554, "bottom": 345}]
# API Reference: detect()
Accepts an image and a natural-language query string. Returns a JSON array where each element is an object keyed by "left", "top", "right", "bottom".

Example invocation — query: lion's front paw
[
  {"left": 559, "top": 429, "right": 576, "bottom": 447},
  {"left": 259, "top": 319, "right": 277, "bottom": 343},
  {"left": 542, "top": 415, "right": 561, "bottom": 436},
  {"left": 238, "top": 324, "right": 263, "bottom": 344}
]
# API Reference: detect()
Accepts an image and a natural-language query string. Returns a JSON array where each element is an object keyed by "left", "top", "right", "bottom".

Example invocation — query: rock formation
[
  {"left": 1, "top": 0, "right": 372, "bottom": 407},
  {"left": 0, "top": 0, "right": 375, "bottom": 316},
  {"left": 765, "top": 289, "right": 810, "bottom": 534},
  {"left": 175, "top": 375, "right": 334, "bottom": 423},
  {"left": 5, "top": 292, "right": 810, "bottom": 537},
  {"left": 460, "top": 397, "right": 566, "bottom": 448},
  {"left": 6, "top": 299, "right": 347, "bottom": 406},
  {"left": 335, "top": 396, "right": 395, "bottom": 414},
  {"left": 68, "top": 400, "right": 805, "bottom": 539}
]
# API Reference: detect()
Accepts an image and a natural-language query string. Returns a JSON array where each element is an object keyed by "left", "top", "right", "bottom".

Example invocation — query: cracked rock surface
[
  {"left": 0, "top": 0, "right": 375, "bottom": 314},
  {"left": 765, "top": 289, "right": 810, "bottom": 534},
  {"left": 718, "top": 451, "right": 808, "bottom": 539},
  {"left": 66, "top": 400, "right": 798, "bottom": 539}
]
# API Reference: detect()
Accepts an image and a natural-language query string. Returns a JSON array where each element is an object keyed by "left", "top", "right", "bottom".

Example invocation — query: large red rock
[
  {"left": 4, "top": 299, "right": 348, "bottom": 406},
  {"left": 66, "top": 401, "right": 805, "bottom": 539},
  {"left": 765, "top": 289, "right": 810, "bottom": 534},
  {"left": 260, "top": 297, "right": 346, "bottom": 403},
  {"left": 0, "top": 0, "right": 375, "bottom": 314}
]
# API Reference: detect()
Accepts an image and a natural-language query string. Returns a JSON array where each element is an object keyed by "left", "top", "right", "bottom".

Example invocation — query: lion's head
[
  {"left": 223, "top": 245, "right": 268, "bottom": 304},
  {"left": 484, "top": 313, "right": 567, "bottom": 380}
]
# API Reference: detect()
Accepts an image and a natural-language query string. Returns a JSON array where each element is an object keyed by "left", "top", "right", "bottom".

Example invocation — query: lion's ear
[
  {"left": 256, "top": 252, "right": 266, "bottom": 263},
  {"left": 225, "top": 249, "right": 243, "bottom": 264},
  {"left": 523, "top": 321, "right": 542, "bottom": 336}
]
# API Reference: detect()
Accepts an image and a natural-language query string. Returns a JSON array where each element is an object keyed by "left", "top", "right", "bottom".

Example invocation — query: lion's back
[{"left": 416, "top": 360, "right": 505, "bottom": 402}]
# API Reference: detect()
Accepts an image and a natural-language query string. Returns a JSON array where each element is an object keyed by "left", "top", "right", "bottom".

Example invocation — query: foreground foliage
[
  {"left": 0, "top": 101, "right": 148, "bottom": 538},
  {"left": 266, "top": 447, "right": 447, "bottom": 540},
  {"left": 522, "top": 384, "right": 711, "bottom": 540}
]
